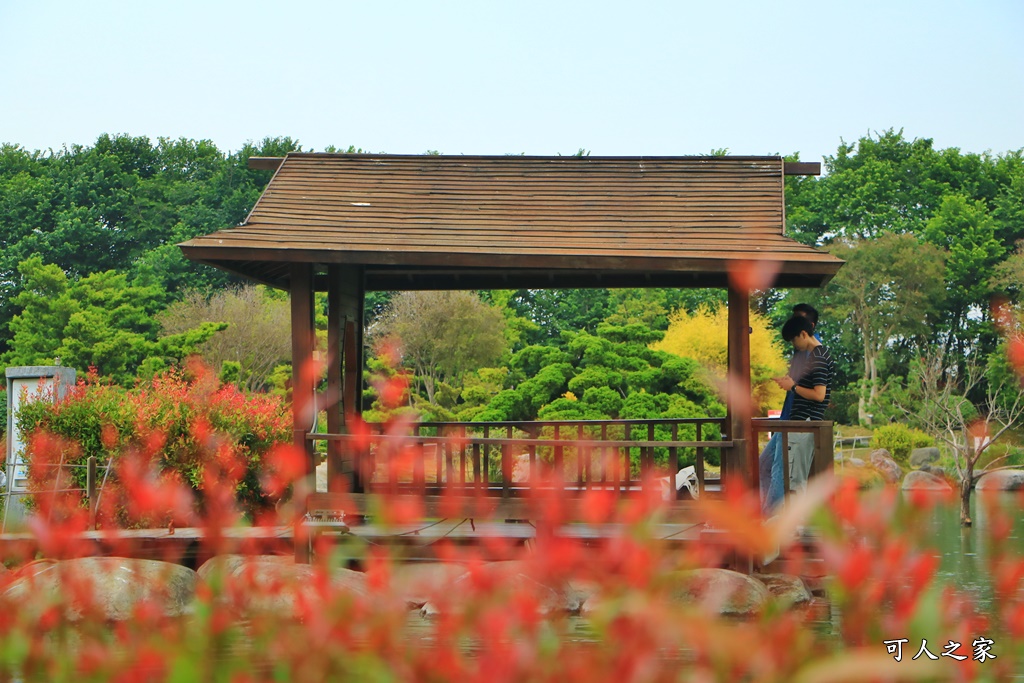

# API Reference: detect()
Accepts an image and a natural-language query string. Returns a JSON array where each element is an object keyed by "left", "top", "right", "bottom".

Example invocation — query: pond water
[
  {"left": 400, "top": 490, "right": 1024, "bottom": 660},
  {"left": 907, "top": 490, "right": 1024, "bottom": 614}
]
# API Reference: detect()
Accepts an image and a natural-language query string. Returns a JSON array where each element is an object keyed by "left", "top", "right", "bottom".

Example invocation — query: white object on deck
[{"left": 661, "top": 465, "right": 699, "bottom": 501}]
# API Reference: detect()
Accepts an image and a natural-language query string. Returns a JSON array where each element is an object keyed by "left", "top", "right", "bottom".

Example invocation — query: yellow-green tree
[{"left": 650, "top": 305, "right": 787, "bottom": 416}]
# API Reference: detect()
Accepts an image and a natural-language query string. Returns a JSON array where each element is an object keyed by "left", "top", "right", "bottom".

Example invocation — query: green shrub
[
  {"left": 870, "top": 423, "right": 934, "bottom": 465},
  {"left": 824, "top": 385, "right": 858, "bottom": 426}
]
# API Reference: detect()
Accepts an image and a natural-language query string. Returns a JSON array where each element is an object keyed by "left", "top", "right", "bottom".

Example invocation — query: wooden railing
[
  {"left": 749, "top": 419, "right": 834, "bottom": 497},
  {"left": 309, "top": 417, "right": 730, "bottom": 501}
]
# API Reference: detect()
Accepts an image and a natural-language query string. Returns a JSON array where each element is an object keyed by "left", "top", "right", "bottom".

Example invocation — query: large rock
[
  {"left": 2, "top": 557, "right": 196, "bottom": 621},
  {"left": 197, "top": 554, "right": 293, "bottom": 584},
  {"left": 224, "top": 561, "right": 369, "bottom": 617},
  {"left": 910, "top": 447, "right": 941, "bottom": 468},
  {"left": 869, "top": 449, "right": 902, "bottom": 484},
  {"left": 420, "top": 560, "right": 583, "bottom": 618},
  {"left": 14, "top": 558, "right": 58, "bottom": 579},
  {"left": 842, "top": 465, "right": 885, "bottom": 489},
  {"left": 753, "top": 573, "right": 811, "bottom": 607},
  {"left": 976, "top": 470, "right": 1024, "bottom": 491},
  {"left": 670, "top": 568, "right": 770, "bottom": 616},
  {"left": 901, "top": 470, "right": 952, "bottom": 491},
  {"left": 390, "top": 562, "right": 468, "bottom": 608}
]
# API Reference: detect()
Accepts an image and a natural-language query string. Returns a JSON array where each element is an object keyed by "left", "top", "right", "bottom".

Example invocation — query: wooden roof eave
[{"left": 178, "top": 244, "right": 843, "bottom": 291}]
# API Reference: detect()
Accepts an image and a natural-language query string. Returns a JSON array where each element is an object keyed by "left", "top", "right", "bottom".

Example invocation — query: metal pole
[{"left": 87, "top": 456, "right": 97, "bottom": 529}]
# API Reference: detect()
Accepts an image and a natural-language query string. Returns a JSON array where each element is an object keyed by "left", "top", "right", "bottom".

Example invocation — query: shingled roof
[{"left": 179, "top": 153, "right": 842, "bottom": 290}]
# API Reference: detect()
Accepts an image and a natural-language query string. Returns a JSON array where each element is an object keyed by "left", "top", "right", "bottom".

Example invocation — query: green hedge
[{"left": 870, "top": 423, "right": 935, "bottom": 466}]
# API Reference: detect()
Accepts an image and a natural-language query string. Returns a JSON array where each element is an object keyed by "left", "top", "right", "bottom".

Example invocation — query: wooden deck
[{"left": 0, "top": 517, "right": 707, "bottom": 567}]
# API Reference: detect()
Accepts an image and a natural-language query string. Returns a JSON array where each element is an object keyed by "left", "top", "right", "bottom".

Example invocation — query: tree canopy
[
  {"left": 4, "top": 130, "right": 1024, "bottom": 433},
  {"left": 1, "top": 256, "right": 223, "bottom": 384}
]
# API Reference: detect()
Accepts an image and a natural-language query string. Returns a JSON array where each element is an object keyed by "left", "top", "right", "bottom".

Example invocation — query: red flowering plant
[
  {"left": 13, "top": 361, "right": 290, "bottom": 528},
  {"left": 1, "top": 297, "right": 1023, "bottom": 680}
]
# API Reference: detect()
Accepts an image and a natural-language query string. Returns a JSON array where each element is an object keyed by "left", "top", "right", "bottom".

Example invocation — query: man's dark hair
[
  {"left": 782, "top": 315, "right": 815, "bottom": 342},
  {"left": 792, "top": 303, "right": 819, "bottom": 326}
]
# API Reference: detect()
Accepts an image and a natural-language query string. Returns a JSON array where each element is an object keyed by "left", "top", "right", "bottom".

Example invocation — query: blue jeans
[{"left": 758, "top": 432, "right": 785, "bottom": 517}]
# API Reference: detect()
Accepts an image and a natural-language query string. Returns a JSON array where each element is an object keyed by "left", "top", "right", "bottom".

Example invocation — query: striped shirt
[{"left": 790, "top": 345, "right": 834, "bottom": 421}]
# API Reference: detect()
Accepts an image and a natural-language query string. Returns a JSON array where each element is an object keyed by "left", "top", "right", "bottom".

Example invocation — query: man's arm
[
  {"left": 792, "top": 383, "right": 826, "bottom": 403},
  {"left": 776, "top": 375, "right": 827, "bottom": 403}
]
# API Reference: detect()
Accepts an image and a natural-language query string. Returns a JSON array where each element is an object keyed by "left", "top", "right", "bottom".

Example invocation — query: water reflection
[{"left": 907, "top": 490, "right": 1024, "bottom": 613}]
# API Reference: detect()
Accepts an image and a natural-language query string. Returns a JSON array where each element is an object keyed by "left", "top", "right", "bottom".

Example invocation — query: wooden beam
[
  {"left": 783, "top": 161, "right": 821, "bottom": 176},
  {"left": 179, "top": 245, "right": 844, "bottom": 285},
  {"left": 248, "top": 156, "right": 285, "bottom": 171},
  {"left": 306, "top": 492, "right": 699, "bottom": 524}
]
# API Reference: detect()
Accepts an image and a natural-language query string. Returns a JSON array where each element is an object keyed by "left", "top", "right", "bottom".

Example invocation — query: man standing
[
  {"left": 777, "top": 303, "right": 820, "bottom": 422},
  {"left": 759, "top": 314, "right": 834, "bottom": 514}
]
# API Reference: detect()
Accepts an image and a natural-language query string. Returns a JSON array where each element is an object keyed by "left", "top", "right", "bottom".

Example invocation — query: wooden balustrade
[
  {"left": 749, "top": 418, "right": 834, "bottom": 498},
  {"left": 309, "top": 417, "right": 731, "bottom": 501}
]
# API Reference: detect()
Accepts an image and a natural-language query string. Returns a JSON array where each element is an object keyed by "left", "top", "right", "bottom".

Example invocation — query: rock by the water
[
  {"left": 753, "top": 573, "right": 811, "bottom": 606},
  {"left": 901, "top": 470, "right": 952, "bottom": 491},
  {"left": 976, "top": 470, "right": 1024, "bottom": 491},
  {"left": 567, "top": 578, "right": 600, "bottom": 611},
  {"left": 225, "top": 561, "right": 369, "bottom": 617},
  {"left": 847, "top": 457, "right": 865, "bottom": 468},
  {"left": 919, "top": 464, "right": 946, "bottom": 478},
  {"left": 842, "top": 464, "right": 885, "bottom": 489},
  {"left": 2, "top": 557, "right": 196, "bottom": 621},
  {"left": 420, "top": 560, "right": 582, "bottom": 618},
  {"left": 869, "top": 449, "right": 902, "bottom": 484},
  {"left": 332, "top": 566, "right": 371, "bottom": 596},
  {"left": 910, "top": 447, "right": 940, "bottom": 468},
  {"left": 579, "top": 591, "right": 603, "bottom": 617},
  {"left": 669, "top": 568, "right": 770, "bottom": 616},
  {"left": 390, "top": 562, "right": 467, "bottom": 608},
  {"left": 14, "top": 558, "right": 58, "bottom": 579},
  {"left": 197, "top": 554, "right": 293, "bottom": 583}
]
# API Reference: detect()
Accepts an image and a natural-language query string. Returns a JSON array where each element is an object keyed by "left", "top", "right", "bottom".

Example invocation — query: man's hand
[{"left": 774, "top": 375, "right": 795, "bottom": 391}]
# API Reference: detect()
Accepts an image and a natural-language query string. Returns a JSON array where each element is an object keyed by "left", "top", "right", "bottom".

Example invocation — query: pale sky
[{"left": 1, "top": 1, "right": 1022, "bottom": 163}]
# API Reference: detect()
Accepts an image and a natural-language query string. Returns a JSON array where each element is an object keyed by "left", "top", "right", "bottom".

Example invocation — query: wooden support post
[
  {"left": 290, "top": 263, "right": 316, "bottom": 562},
  {"left": 725, "top": 286, "right": 754, "bottom": 494},
  {"left": 812, "top": 421, "right": 835, "bottom": 481},
  {"left": 290, "top": 263, "right": 317, "bottom": 475},
  {"left": 321, "top": 265, "right": 365, "bottom": 494},
  {"left": 326, "top": 266, "right": 345, "bottom": 493}
]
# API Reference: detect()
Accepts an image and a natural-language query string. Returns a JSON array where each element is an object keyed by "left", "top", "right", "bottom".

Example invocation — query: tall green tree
[
  {"left": 159, "top": 285, "right": 292, "bottom": 392},
  {"left": 786, "top": 129, "right": 1009, "bottom": 245},
  {"left": 504, "top": 289, "right": 612, "bottom": 345},
  {"left": 2, "top": 257, "right": 223, "bottom": 384},
  {"left": 924, "top": 194, "right": 1006, "bottom": 360},
  {"left": 370, "top": 291, "right": 508, "bottom": 404},
  {"left": 819, "top": 234, "right": 946, "bottom": 424}
]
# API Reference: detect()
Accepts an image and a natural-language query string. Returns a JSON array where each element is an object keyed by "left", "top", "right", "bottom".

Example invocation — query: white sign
[{"left": 6, "top": 367, "right": 76, "bottom": 492}]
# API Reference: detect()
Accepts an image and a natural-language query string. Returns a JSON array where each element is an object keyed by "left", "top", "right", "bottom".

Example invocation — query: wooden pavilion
[{"left": 179, "top": 154, "right": 843, "bottom": 529}]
